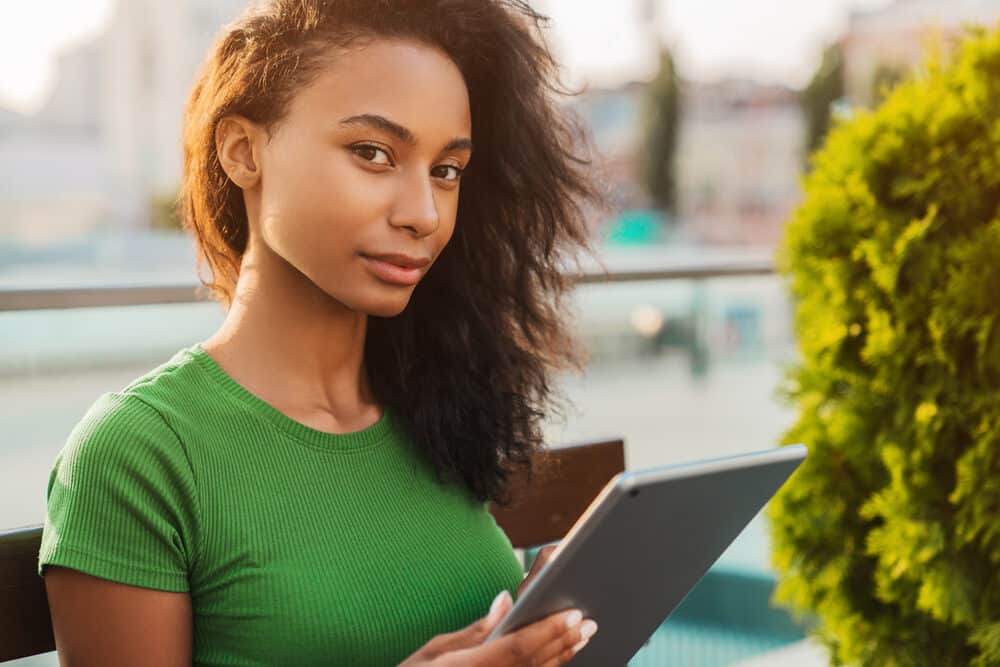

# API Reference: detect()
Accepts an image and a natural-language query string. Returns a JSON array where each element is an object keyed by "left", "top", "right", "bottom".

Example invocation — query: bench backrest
[
  {"left": 0, "top": 438, "right": 625, "bottom": 661},
  {"left": 488, "top": 438, "right": 626, "bottom": 548},
  {"left": 0, "top": 525, "right": 54, "bottom": 661}
]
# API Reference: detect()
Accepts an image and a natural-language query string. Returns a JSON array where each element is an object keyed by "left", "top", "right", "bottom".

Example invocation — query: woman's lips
[{"left": 361, "top": 255, "right": 425, "bottom": 286}]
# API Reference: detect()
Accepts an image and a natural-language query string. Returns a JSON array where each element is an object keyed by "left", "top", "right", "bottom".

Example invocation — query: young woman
[{"left": 39, "top": 1, "right": 602, "bottom": 664}]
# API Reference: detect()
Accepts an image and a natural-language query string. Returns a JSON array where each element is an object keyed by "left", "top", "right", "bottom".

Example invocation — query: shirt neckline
[{"left": 186, "top": 342, "right": 395, "bottom": 452}]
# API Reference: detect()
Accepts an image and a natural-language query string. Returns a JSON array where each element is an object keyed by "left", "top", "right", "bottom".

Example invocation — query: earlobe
[{"left": 216, "top": 116, "right": 261, "bottom": 189}]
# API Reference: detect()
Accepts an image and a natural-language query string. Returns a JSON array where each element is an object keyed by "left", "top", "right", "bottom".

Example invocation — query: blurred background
[{"left": 3, "top": 0, "right": 995, "bottom": 664}]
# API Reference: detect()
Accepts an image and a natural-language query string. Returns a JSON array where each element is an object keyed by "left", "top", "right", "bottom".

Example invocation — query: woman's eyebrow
[
  {"left": 443, "top": 137, "right": 474, "bottom": 153},
  {"left": 339, "top": 113, "right": 473, "bottom": 153}
]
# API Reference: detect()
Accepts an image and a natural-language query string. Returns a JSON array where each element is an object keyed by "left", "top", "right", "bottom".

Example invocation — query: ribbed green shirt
[{"left": 38, "top": 343, "right": 525, "bottom": 666}]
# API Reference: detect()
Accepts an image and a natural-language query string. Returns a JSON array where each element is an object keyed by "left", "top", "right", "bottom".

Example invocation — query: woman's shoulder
[
  {"left": 117, "top": 343, "right": 206, "bottom": 409},
  {"left": 41, "top": 350, "right": 203, "bottom": 590},
  {"left": 87, "top": 342, "right": 230, "bottom": 435},
  {"left": 61, "top": 345, "right": 207, "bottom": 469}
]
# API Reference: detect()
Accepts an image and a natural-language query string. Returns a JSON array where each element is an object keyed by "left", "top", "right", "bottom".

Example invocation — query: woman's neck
[{"left": 200, "top": 240, "right": 381, "bottom": 434}]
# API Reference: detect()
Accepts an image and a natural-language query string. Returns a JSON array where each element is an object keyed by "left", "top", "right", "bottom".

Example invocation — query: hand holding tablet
[
  {"left": 400, "top": 590, "right": 597, "bottom": 666},
  {"left": 486, "top": 445, "right": 807, "bottom": 665}
]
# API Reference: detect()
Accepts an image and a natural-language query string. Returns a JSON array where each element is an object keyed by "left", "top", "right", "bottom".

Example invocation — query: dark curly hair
[{"left": 180, "top": 0, "right": 602, "bottom": 503}]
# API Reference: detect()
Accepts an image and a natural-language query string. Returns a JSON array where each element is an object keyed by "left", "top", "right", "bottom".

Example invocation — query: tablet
[{"left": 486, "top": 444, "right": 807, "bottom": 665}]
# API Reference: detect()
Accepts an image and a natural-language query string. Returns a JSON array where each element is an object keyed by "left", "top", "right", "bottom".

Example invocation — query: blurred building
[
  {"left": 0, "top": 36, "right": 108, "bottom": 247},
  {"left": 677, "top": 80, "right": 803, "bottom": 246},
  {"left": 843, "top": 0, "right": 1000, "bottom": 106},
  {"left": 102, "top": 0, "right": 248, "bottom": 229},
  {"left": 0, "top": 0, "right": 247, "bottom": 248},
  {"left": 567, "top": 82, "right": 647, "bottom": 211},
  {"left": 571, "top": 78, "right": 803, "bottom": 247}
]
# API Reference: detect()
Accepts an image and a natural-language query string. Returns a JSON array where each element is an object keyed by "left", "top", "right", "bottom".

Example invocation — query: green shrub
[{"left": 770, "top": 25, "right": 1000, "bottom": 667}]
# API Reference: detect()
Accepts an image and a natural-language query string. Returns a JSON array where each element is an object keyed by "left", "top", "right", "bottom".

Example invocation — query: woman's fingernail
[
  {"left": 573, "top": 637, "right": 590, "bottom": 653},
  {"left": 565, "top": 610, "right": 583, "bottom": 628},
  {"left": 579, "top": 619, "right": 598, "bottom": 640},
  {"left": 488, "top": 591, "right": 510, "bottom": 620}
]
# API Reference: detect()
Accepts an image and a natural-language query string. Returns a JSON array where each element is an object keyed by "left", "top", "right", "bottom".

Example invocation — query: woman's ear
[{"left": 216, "top": 116, "right": 262, "bottom": 189}]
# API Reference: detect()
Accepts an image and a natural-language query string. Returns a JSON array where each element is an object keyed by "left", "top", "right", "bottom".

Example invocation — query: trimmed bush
[{"left": 770, "top": 26, "right": 1000, "bottom": 666}]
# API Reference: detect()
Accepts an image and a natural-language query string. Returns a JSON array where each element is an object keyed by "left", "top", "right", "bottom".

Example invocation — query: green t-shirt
[{"left": 39, "top": 343, "right": 525, "bottom": 666}]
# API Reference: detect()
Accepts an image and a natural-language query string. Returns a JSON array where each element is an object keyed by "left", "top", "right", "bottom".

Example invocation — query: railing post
[{"left": 688, "top": 279, "right": 710, "bottom": 377}]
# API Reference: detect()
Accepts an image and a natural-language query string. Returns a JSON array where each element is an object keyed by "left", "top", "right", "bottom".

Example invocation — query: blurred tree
[
  {"left": 800, "top": 44, "right": 844, "bottom": 161},
  {"left": 640, "top": 48, "right": 681, "bottom": 215},
  {"left": 150, "top": 191, "right": 182, "bottom": 232},
  {"left": 870, "top": 62, "right": 909, "bottom": 106},
  {"left": 771, "top": 26, "right": 1000, "bottom": 667}
]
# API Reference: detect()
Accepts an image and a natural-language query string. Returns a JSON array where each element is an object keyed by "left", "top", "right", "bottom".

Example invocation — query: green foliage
[
  {"left": 640, "top": 48, "right": 681, "bottom": 213},
  {"left": 801, "top": 44, "right": 845, "bottom": 160},
  {"left": 771, "top": 25, "right": 1000, "bottom": 667}
]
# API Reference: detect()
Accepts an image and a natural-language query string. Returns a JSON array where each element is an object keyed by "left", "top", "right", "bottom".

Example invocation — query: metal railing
[{"left": 0, "top": 259, "right": 775, "bottom": 312}]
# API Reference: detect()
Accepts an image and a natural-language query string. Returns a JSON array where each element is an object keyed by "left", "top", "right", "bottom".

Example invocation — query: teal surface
[
  {"left": 604, "top": 209, "right": 670, "bottom": 245},
  {"left": 629, "top": 620, "right": 795, "bottom": 666}
]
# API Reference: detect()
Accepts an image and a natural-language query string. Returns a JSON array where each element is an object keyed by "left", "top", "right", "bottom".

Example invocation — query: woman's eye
[
  {"left": 433, "top": 164, "right": 463, "bottom": 182},
  {"left": 353, "top": 144, "right": 392, "bottom": 166}
]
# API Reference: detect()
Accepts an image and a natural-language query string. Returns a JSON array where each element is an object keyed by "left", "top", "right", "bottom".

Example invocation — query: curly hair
[{"left": 180, "top": 0, "right": 602, "bottom": 503}]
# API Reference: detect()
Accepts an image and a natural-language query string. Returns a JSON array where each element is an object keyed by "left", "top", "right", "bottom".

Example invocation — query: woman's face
[{"left": 249, "top": 39, "right": 472, "bottom": 317}]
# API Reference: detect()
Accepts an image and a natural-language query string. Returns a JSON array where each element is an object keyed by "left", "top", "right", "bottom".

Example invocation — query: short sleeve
[{"left": 38, "top": 392, "right": 200, "bottom": 592}]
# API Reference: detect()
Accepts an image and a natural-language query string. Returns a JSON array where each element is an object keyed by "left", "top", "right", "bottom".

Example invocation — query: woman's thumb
[{"left": 483, "top": 590, "right": 512, "bottom": 630}]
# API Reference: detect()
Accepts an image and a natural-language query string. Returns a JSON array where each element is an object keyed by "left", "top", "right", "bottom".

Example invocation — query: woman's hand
[{"left": 399, "top": 590, "right": 598, "bottom": 666}]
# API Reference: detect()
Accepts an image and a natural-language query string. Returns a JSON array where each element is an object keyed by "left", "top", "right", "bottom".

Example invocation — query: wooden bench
[{"left": 0, "top": 438, "right": 625, "bottom": 662}]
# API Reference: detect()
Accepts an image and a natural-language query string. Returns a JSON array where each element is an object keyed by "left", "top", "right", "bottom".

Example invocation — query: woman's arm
[{"left": 45, "top": 566, "right": 192, "bottom": 667}]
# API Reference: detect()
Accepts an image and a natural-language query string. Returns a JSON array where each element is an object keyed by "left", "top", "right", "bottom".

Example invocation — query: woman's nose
[{"left": 388, "top": 170, "right": 440, "bottom": 236}]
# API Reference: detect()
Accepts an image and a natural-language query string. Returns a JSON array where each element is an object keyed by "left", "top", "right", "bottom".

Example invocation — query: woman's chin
[
  {"left": 324, "top": 281, "right": 416, "bottom": 318},
  {"left": 356, "top": 291, "right": 413, "bottom": 318},
  {"left": 367, "top": 302, "right": 409, "bottom": 318}
]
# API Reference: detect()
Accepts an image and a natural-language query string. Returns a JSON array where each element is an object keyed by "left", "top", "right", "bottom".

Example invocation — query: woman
[{"left": 39, "top": 0, "right": 601, "bottom": 664}]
